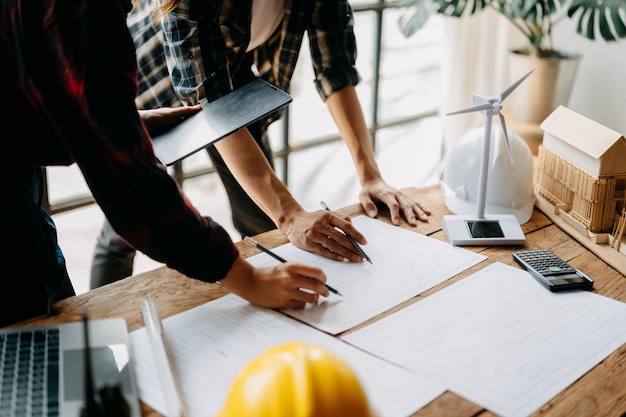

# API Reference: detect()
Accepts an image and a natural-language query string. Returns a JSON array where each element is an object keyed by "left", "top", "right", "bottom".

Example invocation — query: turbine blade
[
  {"left": 499, "top": 66, "right": 537, "bottom": 102},
  {"left": 498, "top": 112, "right": 514, "bottom": 163},
  {"left": 446, "top": 102, "right": 493, "bottom": 116}
]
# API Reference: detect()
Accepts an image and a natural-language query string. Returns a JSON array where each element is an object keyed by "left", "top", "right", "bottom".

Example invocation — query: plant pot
[{"left": 508, "top": 50, "right": 581, "bottom": 124}]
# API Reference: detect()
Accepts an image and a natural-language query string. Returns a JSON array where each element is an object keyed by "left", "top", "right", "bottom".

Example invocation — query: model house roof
[
  {"left": 541, "top": 106, "right": 625, "bottom": 159},
  {"left": 540, "top": 106, "right": 626, "bottom": 177}
]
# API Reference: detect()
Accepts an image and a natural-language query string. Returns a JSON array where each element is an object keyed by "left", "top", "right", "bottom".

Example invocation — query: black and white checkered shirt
[{"left": 128, "top": 0, "right": 361, "bottom": 129}]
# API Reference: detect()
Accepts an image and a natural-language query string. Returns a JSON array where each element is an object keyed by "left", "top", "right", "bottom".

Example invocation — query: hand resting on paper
[
  {"left": 359, "top": 178, "right": 431, "bottom": 226},
  {"left": 139, "top": 105, "right": 202, "bottom": 136},
  {"left": 281, "top": 209, "right": 367, "bottom": 264},
  {"left": 218, "top": 256, "right": 330, "bottom": 309}
]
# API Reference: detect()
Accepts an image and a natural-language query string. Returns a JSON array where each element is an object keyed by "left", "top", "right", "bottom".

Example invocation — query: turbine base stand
[{"left": 443, "top": 214, "right": 525, "bottom": 246}]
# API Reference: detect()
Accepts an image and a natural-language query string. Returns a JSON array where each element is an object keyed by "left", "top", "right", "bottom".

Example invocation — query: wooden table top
[{"left": 23, "top": 184, "right": 626, "bottom": 417}]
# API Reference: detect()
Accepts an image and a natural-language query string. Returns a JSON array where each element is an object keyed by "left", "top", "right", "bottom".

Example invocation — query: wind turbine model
[{"left": 442, "top": 67, "right": 536, "bottom": 246}]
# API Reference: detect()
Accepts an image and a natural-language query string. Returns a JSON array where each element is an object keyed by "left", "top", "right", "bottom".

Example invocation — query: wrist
[
  {"left": 274, "top": 202, "right": 305, "bottom": 235},
  {"left": 217, "top": 256, "right": 253, "bottom": 296}
]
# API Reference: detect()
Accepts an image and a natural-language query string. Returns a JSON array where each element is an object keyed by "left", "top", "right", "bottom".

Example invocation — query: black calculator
[{"left": 512, "top": 249, "right": 594, "bottom": 292}]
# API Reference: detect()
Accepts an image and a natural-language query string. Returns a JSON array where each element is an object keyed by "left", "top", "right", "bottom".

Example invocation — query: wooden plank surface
[{"left": 18, "top": 184, "right": 626, "bottom": 417}]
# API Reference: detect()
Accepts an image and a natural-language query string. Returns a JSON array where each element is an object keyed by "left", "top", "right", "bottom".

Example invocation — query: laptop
[
  {"left": 0, "top": 318, "right": 141, "bottom": 417},
  {"left": 151, "top": 79, "right": 292, "bottom": 166}
]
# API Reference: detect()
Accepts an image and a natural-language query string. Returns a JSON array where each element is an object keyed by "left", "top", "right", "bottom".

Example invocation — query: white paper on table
[
  {"left": 247, "top": 215, "right": 486, "bottom": 334},
  {"left": 130, "top": 294, "right": 445, "bottom": 417},
  {"left": 343, "top": 262, "right": 626, "bottom": 417}
]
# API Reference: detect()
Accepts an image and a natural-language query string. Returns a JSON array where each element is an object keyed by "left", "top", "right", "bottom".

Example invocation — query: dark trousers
[
  {"left": 89, "top": 120, "right": 276, "bottom": 288},
  {"left": 1, "top": 165, "right": 74, "bottom": 327}
]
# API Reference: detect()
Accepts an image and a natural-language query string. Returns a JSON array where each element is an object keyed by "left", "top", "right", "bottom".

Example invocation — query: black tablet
[{"left": 151, "top": 79, "right": 292, "bottom": 166}]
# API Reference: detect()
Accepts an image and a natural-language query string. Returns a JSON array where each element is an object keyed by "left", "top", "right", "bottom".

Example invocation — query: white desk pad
[
  {"left": 247, "top": 215, "right": 486, "bottom": 334},
  {"left": 343, "top": 262, "right": 626, "bottom": 417},
  {"left": 130, "top": 294, "right": 445, "bottom": 417}
]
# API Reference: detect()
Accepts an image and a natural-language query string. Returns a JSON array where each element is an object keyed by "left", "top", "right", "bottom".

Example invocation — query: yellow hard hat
[{"left": 215, "top": 341, "right": 378, "bottom": 417}]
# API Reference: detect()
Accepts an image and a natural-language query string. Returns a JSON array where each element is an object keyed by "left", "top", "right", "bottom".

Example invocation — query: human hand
[
  {"left": 359, "top": 179, "right": 431, "bottom": 226},
  {"left": 280, "top": 209, "right": 366, "bottom": 263},
  {"left": 218, "top": 256, "right": 329, "bottom": 309},
  {"left": 138, "top": 105, "right": 202, "bottom": 136}
]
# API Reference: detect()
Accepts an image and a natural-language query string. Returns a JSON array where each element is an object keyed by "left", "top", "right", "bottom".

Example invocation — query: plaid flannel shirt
[
  {"left": 129, "top": 0, "right": 361, "bottom": 131},
  {"left": 1, "top": 0, "right": 239, "bottom": 284}
]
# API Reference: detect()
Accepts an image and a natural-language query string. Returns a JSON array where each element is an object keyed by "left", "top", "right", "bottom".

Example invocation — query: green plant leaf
[
  {"left": 433, "top": 0, "right": 489, "bottom": 17},
  {"left": 567, "top": 0, "right": 626, "bottom": 42},
  {"left": 610, "top": 6, "right": 626, "bottom": 38},
  {"left": 398, "top": 0, "right": 626, "bottom": 49},
  {"left": 398, "top": 0, "right": 437, "bottom": 36}
]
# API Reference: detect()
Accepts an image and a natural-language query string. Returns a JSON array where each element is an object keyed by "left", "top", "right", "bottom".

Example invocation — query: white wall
[{"left": 553, "top": 18, "right": 626, "bottom": 135}]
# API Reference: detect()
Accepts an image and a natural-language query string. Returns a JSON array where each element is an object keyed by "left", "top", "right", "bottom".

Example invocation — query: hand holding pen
[
  {"left": 320, "top": 201, "right": 373, "bottom": 265},
  {"left": 245, "top": 237, "right": 343, "bottom": 296},
  {"left": 218, "top": 254, "right": 331, "bottom": 309}
]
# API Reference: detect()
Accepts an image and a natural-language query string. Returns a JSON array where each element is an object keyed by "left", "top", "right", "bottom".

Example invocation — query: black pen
[
  {"left": 244, "top": 236, "right": 343, "bottom": 296},
  {"left": 320, "top": 201, "right": 373, "bottom": 265}
]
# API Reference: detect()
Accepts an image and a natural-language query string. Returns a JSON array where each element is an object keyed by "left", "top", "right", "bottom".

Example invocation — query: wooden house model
[{"left": 535, "top": 106, "right": 626, "bottom": 244}]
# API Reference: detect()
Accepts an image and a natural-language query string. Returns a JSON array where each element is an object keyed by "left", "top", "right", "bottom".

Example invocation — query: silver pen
[{"left": 320, "top": 201, "right": 373, "bottom": 264}]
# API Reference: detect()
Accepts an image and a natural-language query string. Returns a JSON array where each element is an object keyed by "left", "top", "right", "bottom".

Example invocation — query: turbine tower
[
  {"left": 442, "top": 67, "right": 536, "bottom": 246},
  {"left": 446, "top": 66, "right": 536, "bottom": 220}
]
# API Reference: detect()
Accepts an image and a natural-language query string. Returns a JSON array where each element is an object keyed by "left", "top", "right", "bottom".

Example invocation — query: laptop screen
[{"left": 0, "top": 318, "right": 141, "bottom": 417}]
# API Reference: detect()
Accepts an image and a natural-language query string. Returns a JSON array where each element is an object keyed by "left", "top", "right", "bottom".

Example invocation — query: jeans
[{"left": 2, "top": 165, "right": 74, "bottom": 326}]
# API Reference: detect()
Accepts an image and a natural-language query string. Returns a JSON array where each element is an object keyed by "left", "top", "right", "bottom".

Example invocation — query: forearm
[
  {"left": 325, "top": 86, "right": 383, "bottom": 185},
  {"left": 214, "top": 129, "right": 304, "bottom": 232}
]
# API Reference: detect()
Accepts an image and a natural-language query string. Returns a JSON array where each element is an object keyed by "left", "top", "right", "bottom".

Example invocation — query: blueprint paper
[
  {"left": 130, "top": 294, "right": 445, "bottom": 417},
  {"left": 247, "top": 215, "right": 486, "bottom": 334},
  {"left": 343, "top": 262, "right": 626, "bottom": 417}
]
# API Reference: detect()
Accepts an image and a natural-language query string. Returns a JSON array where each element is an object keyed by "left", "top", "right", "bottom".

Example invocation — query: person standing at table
[
  {"left": 90, "top": 0, "right": 432, "bottom": 288},
  {"left": 0, "top": 0, "right": 330, "bottom": 328}
]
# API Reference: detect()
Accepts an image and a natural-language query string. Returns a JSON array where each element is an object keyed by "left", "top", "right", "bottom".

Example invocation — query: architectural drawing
[
  {"left": 246, "top": 216, "right": 486, "bottom": 334},
  {"left": 342, "top": 262, "right": 626, "bottom": 417}
]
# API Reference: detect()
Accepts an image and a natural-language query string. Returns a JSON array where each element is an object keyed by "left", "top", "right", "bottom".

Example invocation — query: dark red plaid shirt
[{"left": 0, "top": 0, "right": 238, "bottom": 283}]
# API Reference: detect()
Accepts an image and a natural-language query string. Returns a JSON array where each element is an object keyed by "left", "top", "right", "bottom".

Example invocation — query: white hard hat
[{"left": 440, "top": 125, "right": 535, "bottom": 224}]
